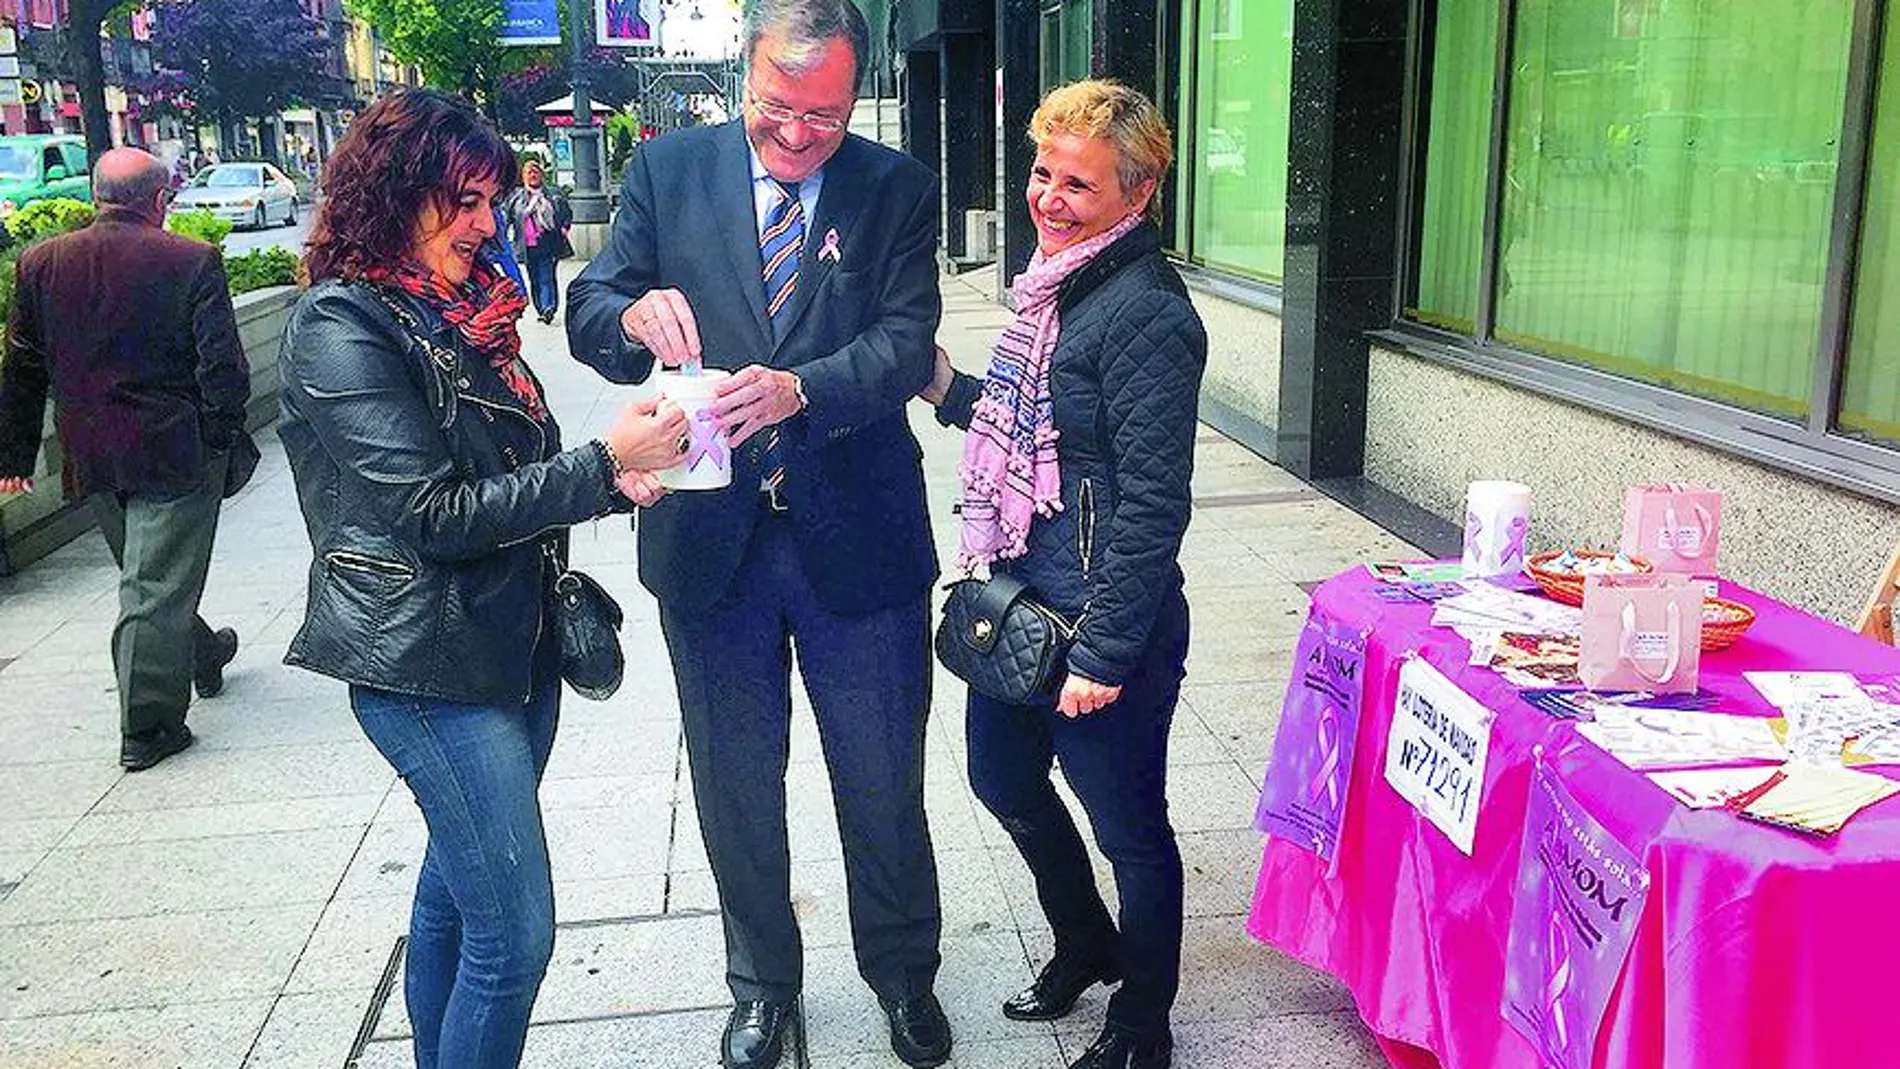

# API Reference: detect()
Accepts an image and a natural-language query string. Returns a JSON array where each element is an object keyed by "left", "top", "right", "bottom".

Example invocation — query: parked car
[
  {"left": 172, "top": 162, "right": 299, "bottom": 230},
  {"left": 0, "top": 134, "right": 93, "bottom": 223}
]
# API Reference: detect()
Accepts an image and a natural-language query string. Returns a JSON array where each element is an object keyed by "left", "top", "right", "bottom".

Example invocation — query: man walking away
[{"left": 0, "top": 147, "right": 249, "bottom": 771}]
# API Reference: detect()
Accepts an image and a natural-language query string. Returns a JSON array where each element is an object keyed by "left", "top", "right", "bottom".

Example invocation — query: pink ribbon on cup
[
  {"left": 683, "top": 410, "right": 729, "bottom": 473},
  {"left": 1502, "top": 515, "right": 1529, "bottom": 569}
]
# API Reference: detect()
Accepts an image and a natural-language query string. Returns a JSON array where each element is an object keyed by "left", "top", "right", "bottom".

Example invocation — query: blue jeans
[
  {"left": 966, "top": 586, "right": 1189, "bottom": 1040},
  {"left": 525, "top": 252, "right": 559, "bottom": 318},
  {"left": 351, "top": 678, "right": 562, "bottom": 1069}
]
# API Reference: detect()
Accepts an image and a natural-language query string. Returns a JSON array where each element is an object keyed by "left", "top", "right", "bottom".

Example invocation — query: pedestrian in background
[
  {"left": 919, "top": 79, "right": 1208, "bottom": 1069},
  {"left": 0, "top": 147, "right": 250, "bottom": 772},
  {"left": 503, "top": 159, "right": 572, "bottom": 324},
  {"left": 279, "top": 87, "right": 688, "bottom": 1069}
]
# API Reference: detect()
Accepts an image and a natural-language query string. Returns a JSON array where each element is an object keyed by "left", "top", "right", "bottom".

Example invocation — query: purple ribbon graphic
[
  {"left": 1465, "top": 510, "right": 1483, "bottom": 548},
  {"left": 683, "top": 410, "right": 729, "bottom": 473},
  {"left": 818, "top": 227, "right": 842, "bottom": 263},
  {"left": 1502, "top": 515, "right": 1529, "bottom": 569},
  {"left": 1545, "top": 908, "right": 1574, "bottom": 1055},
  {"left": 1308, "top": 704, "right": 1342, "bottom": 814}
]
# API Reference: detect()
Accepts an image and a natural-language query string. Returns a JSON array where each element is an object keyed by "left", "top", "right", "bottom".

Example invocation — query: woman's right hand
[
  {"left": 604, "top": 397, "right": 691, "bottom": 473},
  {"left": 918, "top": 345, "right": 955, "bottom": 406}
]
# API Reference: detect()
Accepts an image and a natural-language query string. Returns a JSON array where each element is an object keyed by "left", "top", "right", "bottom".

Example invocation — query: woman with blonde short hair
[{"left": 920, "top": 79, "right": 1208, "bottom": 1069}]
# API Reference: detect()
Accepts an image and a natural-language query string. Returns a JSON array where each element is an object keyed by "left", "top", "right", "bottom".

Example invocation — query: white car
[{"left": 172, "top": 162, "right": 299, "bottom": 230}]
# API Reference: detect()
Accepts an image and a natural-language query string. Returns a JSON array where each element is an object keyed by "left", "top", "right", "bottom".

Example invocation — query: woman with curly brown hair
[{"left": 278, "top": 88, "right": 688, "bottom": 1069}]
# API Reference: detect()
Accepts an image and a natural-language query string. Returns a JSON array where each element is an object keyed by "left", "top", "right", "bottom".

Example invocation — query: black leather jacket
[
  {"left": 941, "top": 224, "right": 1208, "bottom": 685},
  {"left": 277, "top": 280, "right": 624, "bottom": 705}
]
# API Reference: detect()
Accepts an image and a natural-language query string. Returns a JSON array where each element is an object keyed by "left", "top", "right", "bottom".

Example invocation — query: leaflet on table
[
  {"left": 1522, "top": 689, "right": 1722, "bottom": 721},
  {"left": 1503, "top": 758, "right": 1651, "bottom": 1069},
  {"left": 1645, "top": 767, "right": 1784, "bottom": 808},
  {"left": 1744, "top": 671, "right": 1862, "bottom": 707},
  {"left": 1383, "top": 656, "right": 1495, "bottom": 856},
  {"left": 1432, "top": 586, "right": 1583, "bottom": 637},
  {"left": 1256, "top": 611, "right": 1371, "bottom": 874},
  {"left": 1365, "top": 561, "right": 1470, "bottom": 584},
  {"left": 1486, "top": 632, "right": 1582, "bottom": 688},
  {"left": 1575, "top": 707, "right": 1785, "bottom": 770},
  {"left": 1736, "top": 763, "right": 1900, "bottom": 836}
]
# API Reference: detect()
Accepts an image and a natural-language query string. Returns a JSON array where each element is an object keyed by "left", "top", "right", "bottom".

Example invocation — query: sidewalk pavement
[{"left": 0, "top": 263, "right": 1414, "bottom": 1069}]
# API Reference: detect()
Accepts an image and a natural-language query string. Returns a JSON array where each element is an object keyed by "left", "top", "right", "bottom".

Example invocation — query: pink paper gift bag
[
  {"left": 1620, "top": 483, "right": 1723, "bottom": 574},
  {"left": 1579, "top": 573, "right": 1704, "bottom": 693}
]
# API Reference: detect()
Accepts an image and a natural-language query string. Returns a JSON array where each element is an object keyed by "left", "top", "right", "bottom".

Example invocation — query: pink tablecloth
[{"left": 1247, "top": 571, "right": 1900, "bottom": 1069}]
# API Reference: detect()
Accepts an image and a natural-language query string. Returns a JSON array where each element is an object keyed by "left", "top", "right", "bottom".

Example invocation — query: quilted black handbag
[
  {"left": 545, "top": 543, "right": 625, "bottom": 701},
  {"left": 934, "top": 572, "right": 1078, "bottom": 705}
]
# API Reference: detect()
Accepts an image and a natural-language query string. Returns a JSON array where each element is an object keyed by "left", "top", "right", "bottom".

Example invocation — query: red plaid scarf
[{"left": 368, "top": 259, "right": 547, "bottom": 422}]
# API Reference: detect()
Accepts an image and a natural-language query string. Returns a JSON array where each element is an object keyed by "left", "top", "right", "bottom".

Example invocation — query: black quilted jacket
[{"left": 939, "top": 223, "right": 1208, "bottom": 686}]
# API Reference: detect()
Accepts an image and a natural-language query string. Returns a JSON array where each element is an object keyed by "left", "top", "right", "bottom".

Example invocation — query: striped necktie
[
  {"left": 761, "top": 179, "right": 804, "bottom": 343},
  {"left": 759, "top": 180, "right": 804, "bottom": 500}
]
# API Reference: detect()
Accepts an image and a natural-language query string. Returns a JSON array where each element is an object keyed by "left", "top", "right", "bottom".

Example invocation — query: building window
[
  {"left": 1409, "top": 0, "right": 1498, "bottom": 333},
  {"left": 1492, "top": 0, "right": 1854, "bottom": 418},
  {"left": 1041, "top": 0, "right": 1093, "bottom": 92},
  {"left": 1179, "top": 0, "right": 1293, "bottom": 281},
  {"left": 1842, "top": 7, "right": 1900, "bottom": 448}
]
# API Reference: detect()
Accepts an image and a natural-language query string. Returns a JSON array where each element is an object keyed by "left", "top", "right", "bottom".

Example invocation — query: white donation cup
[
  {"left": 1461, "top": 480, "right": 1533, "bottom": 578},
  {"left": 655, "top": 369, "right": 733, "bottom": 491}
]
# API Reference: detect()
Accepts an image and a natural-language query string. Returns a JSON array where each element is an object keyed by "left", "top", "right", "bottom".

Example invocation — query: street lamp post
[{"left": 568, "top": 0, "right": 609, "bottom": 224}]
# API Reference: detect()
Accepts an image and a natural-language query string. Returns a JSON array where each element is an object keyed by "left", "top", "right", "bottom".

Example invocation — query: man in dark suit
[
  {"left": 566, "top": 1, "right": 948, "bottom": 1066},
  {"left": 0, "top": 147, "right": 248, "bottom": 772}
]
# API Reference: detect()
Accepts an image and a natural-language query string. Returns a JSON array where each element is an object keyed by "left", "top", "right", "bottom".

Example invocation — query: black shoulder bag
[
  {"left": 934, "top": 572, "right": 1078, "bottom": 705},
  {"left": 369, "top": 286, "right": 626, "bottom": 701}
]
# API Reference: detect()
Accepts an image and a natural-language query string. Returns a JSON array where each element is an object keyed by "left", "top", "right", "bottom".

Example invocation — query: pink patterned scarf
[{"left": 957, "top": 212, "right": 1143, "bottom": 567}]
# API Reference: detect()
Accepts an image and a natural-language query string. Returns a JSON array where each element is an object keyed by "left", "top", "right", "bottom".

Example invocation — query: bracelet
[{"left": 593, "top": 438, "right": 627, "bottom": 481}]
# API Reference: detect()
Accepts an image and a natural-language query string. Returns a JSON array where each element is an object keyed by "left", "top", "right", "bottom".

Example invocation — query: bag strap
[
  {"left": 971, "top": 571, "right": 1030, "bottom": 621},
  {"left": 1618, "top": 601, "right": 1682, "bottom": 685}
]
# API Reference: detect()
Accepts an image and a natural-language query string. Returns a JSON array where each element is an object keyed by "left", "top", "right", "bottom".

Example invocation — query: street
[{"left": 221, "top": 203, "right": 312, "bottom": 256}]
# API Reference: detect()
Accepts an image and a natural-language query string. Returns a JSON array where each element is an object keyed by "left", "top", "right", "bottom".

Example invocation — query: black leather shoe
[
  {"left": 1069, "top": 1026, "right": 1172, "bottom": 1069},
  {"left": 194, "top": 627, "right": 238, "bottom": 699},
  {"left": 721, "top": 999, "right": 792, "bottom": 1069},
  {"left": 1003, "top": 955, "right": 1122, "bottom": 1021},
  {"left": 880, "top": 992, "right": 952, "bottom": 1067},
  {"left": 121, "top": 724, "right": 195, "bottom": 772}
]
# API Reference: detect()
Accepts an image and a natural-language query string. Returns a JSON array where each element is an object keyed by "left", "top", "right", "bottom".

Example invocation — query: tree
[
  {"left": 146, "top": 0, "right": 330, "bottom": 160},
  {"left": 64, "top": 0, "right": 141, "bottom": 161},
  {"left": 347, "top": 0, "right": 523, "bottom": 110}
]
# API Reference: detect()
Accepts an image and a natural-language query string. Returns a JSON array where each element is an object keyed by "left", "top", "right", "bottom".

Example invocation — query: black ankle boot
[{"left": 1068, "top": 1026, "right": 1172, "bottom": 1069}]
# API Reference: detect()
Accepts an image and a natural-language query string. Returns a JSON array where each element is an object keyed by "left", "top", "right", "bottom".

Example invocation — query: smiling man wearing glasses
[{"left": 566, "top": 1, "right": 949, "bottom": 1068}]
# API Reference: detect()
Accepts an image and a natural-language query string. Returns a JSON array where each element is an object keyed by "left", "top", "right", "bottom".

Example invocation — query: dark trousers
[
  {"left": 92, "top": 451, "right": 227, "bottom": 739},
  {"left": 966, "top": 586, "right": 1190, "bottom": 1041},
  {"left": 351, "top": 672, "right": 561, "bottom": 1069},
  {"left": 660, "top": 515, "right": 941, "bottom": 1005},
  {"left": 524, "top": 251, "right": 559, "bottom": 318}
]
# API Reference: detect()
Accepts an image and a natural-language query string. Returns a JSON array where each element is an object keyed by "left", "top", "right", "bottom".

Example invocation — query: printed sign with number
[{"left": 1383, "top": 657, "right": 1495, "bottom": 855}]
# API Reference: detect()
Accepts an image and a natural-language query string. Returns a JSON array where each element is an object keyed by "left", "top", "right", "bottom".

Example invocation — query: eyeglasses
[{"left": 745, "top": 90, "right": 847, "bottom": 133}]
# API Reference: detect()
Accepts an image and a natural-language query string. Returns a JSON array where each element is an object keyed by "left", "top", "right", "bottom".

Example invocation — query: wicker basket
[
  {"left": 1525, "top": 550, "right": 1653, "bottom": 607},
  {"left": 1701, "top": 597, "right": 1757, "bottom": 652}
]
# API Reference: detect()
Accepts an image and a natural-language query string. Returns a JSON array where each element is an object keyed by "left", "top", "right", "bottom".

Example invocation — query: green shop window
[
  {"left": 1178, "top": 0, "right": 1293, "bottom": 282},
  {"left": 1842, "top": 5, "right": 1900, "bottom": 448},
  {"left": 1494, "top": 0, "right": 1854, "bottom": 419}
]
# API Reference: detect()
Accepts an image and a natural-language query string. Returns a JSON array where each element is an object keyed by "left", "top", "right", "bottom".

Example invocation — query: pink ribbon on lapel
[
  {"left": 683, "top": 410, "right": 729, "bottom": 473},
  {"left": 1308, "top": 704, "right": 1342, "bottom": 814},
  {"left": 1545, "top": 907, "right": 1574, "bottom": 1056},
  {"left": 818, "top": 227, "right": 842, "bottom": 263}
]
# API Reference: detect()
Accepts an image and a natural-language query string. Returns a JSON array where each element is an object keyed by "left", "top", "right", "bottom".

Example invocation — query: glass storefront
[{"left": 1178, "top": 0, "right": 1293, "bottom": 281}]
